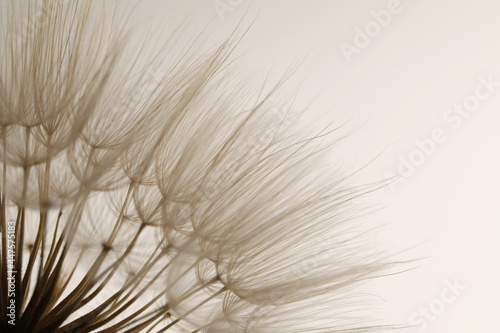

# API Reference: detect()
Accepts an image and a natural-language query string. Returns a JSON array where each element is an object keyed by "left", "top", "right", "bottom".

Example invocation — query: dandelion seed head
[{"left": 0, "top": 1, "right": 402, "bottom": 332}]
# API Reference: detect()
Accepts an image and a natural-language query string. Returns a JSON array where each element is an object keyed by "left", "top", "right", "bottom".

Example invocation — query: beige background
[{"left": 130, "top": 1, "right": 500, "bottom": 331}]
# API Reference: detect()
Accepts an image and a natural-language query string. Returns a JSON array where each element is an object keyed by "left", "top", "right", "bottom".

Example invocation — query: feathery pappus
[{"left": 0, "top": 1, "right": 401, "bottom": 332}]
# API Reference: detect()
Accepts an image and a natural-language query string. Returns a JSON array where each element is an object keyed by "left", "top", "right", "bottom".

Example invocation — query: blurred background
[{"left": 129, "top": 1, "right": 500, "bottom": 331}]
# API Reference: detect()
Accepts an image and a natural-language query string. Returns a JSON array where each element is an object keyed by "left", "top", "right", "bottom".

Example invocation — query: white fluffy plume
[{"left": 0, "top": 1, "right": 399, "bottom": 332}]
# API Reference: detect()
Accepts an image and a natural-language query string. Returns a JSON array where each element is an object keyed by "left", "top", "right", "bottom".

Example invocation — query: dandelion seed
[{"left": 0, "top": 1, "right": 401, "bottom": 332}]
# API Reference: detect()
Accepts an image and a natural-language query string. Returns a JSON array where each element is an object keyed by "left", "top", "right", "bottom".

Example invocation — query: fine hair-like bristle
[{"left": 0, "top": 1, "right": 399, "bottom": 332}]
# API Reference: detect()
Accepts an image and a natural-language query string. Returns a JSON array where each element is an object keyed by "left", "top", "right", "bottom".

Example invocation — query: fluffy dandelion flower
[{"left": 0, "top": 1, "right": 398, "bottom": 332}]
